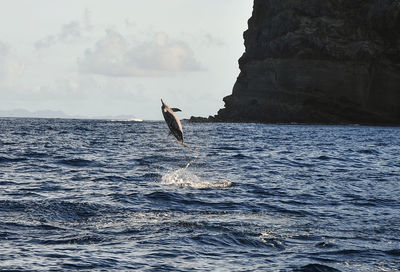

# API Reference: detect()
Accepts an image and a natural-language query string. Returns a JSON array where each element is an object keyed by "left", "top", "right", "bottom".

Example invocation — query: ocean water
[{"left": 0, "top": 118, "right": 399, "bottom": 272}]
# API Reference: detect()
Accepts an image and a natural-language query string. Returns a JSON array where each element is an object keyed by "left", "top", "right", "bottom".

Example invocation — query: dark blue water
[{"left": 0, "top": 118, "right": 399, "bottom": 271}]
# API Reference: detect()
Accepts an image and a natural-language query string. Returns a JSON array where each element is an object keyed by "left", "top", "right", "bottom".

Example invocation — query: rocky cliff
[{"left": 195, "top": 0, "right": 400, "bottom": 124}]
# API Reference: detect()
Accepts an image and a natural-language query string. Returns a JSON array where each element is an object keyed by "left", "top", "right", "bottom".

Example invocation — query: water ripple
[{"left": 0, "top": 119, "right": 399, "bottom": 271}]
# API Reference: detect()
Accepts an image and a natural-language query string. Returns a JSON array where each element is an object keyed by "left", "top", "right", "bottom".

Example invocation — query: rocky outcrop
[{"left": 195, "top": 0, "right": 400, "bottom": 124}]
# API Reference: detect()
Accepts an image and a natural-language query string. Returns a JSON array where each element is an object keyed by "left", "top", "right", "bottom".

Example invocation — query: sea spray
[{"left": 161, "top": 165, "right": 232, "bottom": 189}]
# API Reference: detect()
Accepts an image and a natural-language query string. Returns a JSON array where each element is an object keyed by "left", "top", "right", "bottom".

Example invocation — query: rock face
[{"left": 211, "top": 0, "right": 400, "bottom": 124}]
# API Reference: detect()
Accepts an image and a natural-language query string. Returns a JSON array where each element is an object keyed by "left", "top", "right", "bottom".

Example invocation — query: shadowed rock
[{"left": 191, "top": 0, "right": 400, "bottom": 125}]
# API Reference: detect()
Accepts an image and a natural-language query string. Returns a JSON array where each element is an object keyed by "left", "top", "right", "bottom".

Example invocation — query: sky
[{"left": 0, "top": 0, "right": 253, "bottom": 120}]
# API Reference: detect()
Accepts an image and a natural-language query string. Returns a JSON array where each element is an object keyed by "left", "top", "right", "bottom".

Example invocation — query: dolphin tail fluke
[{"left": 178, "top": 141, "right": 190, "bottom": 148}]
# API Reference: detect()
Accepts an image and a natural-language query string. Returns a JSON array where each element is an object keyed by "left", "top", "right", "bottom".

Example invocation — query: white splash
[{"left": 161, "top": 165, "right": 232, "bottom": 189}]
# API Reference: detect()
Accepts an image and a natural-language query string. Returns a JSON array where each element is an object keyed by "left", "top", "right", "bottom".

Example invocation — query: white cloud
[
  {"left": 34, "top": 21, "right": 82, "bottom": 49},
  {"left": 34, "top": 9, "right": 93, "bottom": 50},
  {"left": 83, "top": 8, "right": 93, "bottom": 32},
  {"left": 0, "top": 41, "right": 25, "bottom": 87},
  {"left": 78, "top": 30, "right": 204, "bottom": 77},
  {"left": 0, "top": 41, "right": 8, "bottom": 61},
  {"left": 203, "top": 33, "right": 225, "bottom": 47}
]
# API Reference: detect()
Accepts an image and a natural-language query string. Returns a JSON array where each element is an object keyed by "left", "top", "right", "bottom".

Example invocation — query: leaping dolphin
[{"left": 161, "top": 99, "right": 187, "bottom": 146}]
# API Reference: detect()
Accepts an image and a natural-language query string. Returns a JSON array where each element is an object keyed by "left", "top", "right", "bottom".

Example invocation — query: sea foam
[{"left": 161, "top": 165, "right": 232, "bottom": 189}]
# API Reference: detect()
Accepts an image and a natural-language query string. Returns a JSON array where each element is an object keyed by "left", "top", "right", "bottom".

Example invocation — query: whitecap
[{"left": 161, "top": 167, "right": 232, "bottom": 189}]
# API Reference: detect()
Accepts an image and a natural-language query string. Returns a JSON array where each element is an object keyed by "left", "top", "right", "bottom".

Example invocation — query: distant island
[
  {"left": 191, "top": 0, "right": 400, "bottom": 125},
  {"left": 0, "top": 109, "right": 70, "bottom": 119},
  {"left": 0, "top": 109, "right": 138, "bottom": 121}
]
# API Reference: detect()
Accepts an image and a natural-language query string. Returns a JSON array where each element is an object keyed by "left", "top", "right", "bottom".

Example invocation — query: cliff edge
[{"left": 192, "top": 0, "right": 400, "bottom": 124}]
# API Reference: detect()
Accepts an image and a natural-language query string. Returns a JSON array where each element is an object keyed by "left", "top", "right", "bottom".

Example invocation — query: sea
[{"left": 0, "top": 118, "right": 399, "bottom": 271}]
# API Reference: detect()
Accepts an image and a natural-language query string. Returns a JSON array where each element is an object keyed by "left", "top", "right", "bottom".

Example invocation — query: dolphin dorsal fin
[{"left": 171, "top": 108, "right": 182, "bottom": 112}]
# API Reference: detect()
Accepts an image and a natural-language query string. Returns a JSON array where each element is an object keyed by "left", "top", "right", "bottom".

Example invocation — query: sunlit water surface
[{"left": 0, "top": 118, "right": 399, "bottom": 271}]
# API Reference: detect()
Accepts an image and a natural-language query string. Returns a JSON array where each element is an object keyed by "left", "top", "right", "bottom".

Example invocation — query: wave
[
  {"left": 0, "top": 156, "right": 27, "bottom": 163},
  {"left": 20, "top": 150, "right": 49, "bottom": 158},
  {"left": 37, "top": 233, "right": 108, "bottom": 245},
  {"left": 0, "top": 199, "right": 109, "bottom": 222},
  {"left": 386, "top": 249, "right": 400, "bottom": 256},
  {"left": 357, "top": 149, "right": 379, "bottom": 155},
  {"left": 56, "top": 158, "right": 103, "bottom": 168},
  {"left": 296, "top": 263, "right": 341, "bottom": 272}
]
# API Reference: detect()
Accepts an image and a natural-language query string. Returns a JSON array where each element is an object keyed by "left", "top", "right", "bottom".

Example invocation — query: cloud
[
  {"left": 83, "top": 8, "right": 93, "bottom": 32},
  {"left": 0, "top": 41, "right": 9, "bottom": 62},
  {"left": 35, "top": 21, "right": 82, "bottom": 50},
  {"left": 0, "top": 41, "right": 25, "bottom": 87},
  {"left": 203, "top": 33, "right": 225, "bottom": 47},
  {"left": 34, "top": 9, "right": 93, "bottom": 50},
  {"left": 78, "top": 30, "right": 204, "bottom": 77}
]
